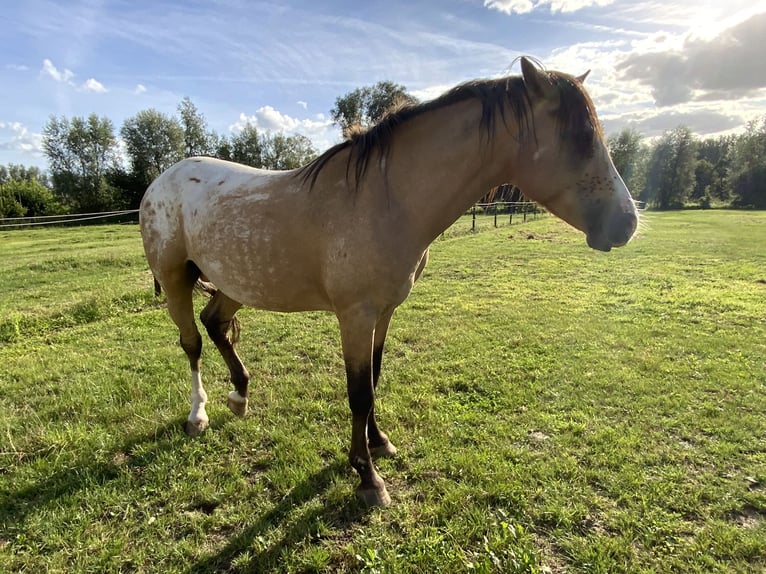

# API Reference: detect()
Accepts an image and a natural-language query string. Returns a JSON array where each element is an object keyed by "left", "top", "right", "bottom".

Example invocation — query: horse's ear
[
  {"left": 576, "top": 70, "right": 591, "bottom": 83},
  {"left": 521, "top": 57, "right": 554, "bottom": 100}
]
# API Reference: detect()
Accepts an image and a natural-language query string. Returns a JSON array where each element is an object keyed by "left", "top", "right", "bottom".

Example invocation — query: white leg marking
[
  {"left": 226, "top": 390, "right": 248, "bottom": 418},
  {"left": 188, "top": 370, "right": 209, "bottom": 424}
]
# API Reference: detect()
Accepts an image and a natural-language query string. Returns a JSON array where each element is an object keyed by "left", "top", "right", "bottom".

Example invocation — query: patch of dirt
[
  {"left": 111, "top": 451, "right": 129, "bottom": 466},
  {"left": 527, "top": 430, "right": 550, "bottom": 443},
  {"left": 728, "top": 505, "right": 764, "bottom": 529}
]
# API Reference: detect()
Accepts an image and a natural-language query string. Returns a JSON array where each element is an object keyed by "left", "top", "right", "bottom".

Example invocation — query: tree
[
  {"left": 607, "top": 128, "right": 648, "bottom": 199},
  {"left": 0, "top": 183, "right": 26, "bottom": 217},
  {"left": 0, "top": 179, "right": 62, "bottom": 217},
  {"left": 693, "top": 159, "right": 715, "bottom": 202},
  {"left": 0, "top": 164, "right": 49, "bottom": 187},
  {"left": 331, "top": 81, "right": 417, "bottom": 137},
  {"left": 729, "top": 115, "right": 766, "bottom": 208},
  {"left": 260, "top": 132, "right": 317, "bottom": 170},
  {"left": 178, "top": 97, "right": 213, "bottom": 157},
  {"left": 121, "top": 109, "right": 184, "bottom": 187},
  {"left": 696, "top": 136, "right": 733, "bottom": 201},
  {"left": 644, "top": 126, "right": 697, "bottom": 209},
  {"left": 209, "top": 131, "right": 232, "bottom": 161},
  {"left": 228, "top": 124, "right": 262, "bottom": 167},
  {"left": 42, "top": 114, "right": 120, "bottom": 212}
]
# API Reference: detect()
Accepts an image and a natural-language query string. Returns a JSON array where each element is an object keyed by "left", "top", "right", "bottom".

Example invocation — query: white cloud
[
  {"left": 0, "top": 121, "right": 43, "bottom": 156},
  {"left": 411, "top": 84, "right": 453, "bottom": 102},
  {"left": 82, "top": 78, "right": 107, "bottom": 93},
  {"left": 41, "top": 58, "right": 74, "bottom": 83},
  {"left": 617, "top": 12, "right": 766, "bottom": 106},
  {"left": 5, "top": 64, "right": 30, "bottom": 72},
  {"left": 484, "top": 0, "right": 614, "bottom": 15},
  {"left": 40, "top": 58, "right": 108, "bottom": 93},
  {"left": 230, "top": 107, "right": 340, "bottom": 152},
  {"left": 297, "top": 100, "right": 308, "bottom": 110},
  {"left": 134, "top": 84, "right": 147, "bottom": 95}
]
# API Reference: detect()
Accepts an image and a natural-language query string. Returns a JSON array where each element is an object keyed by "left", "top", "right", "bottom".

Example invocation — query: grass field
[{"left": 1, "top": 210, "right": 765, "bottom": 573}]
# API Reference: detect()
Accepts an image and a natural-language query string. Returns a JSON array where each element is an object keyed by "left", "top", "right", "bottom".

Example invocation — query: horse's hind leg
[
  {"left": 200, "top": 291, "right": 250, "bottom": 418},
  {"left": 162, "top": 265, "right": 208, "bottom": 436}
]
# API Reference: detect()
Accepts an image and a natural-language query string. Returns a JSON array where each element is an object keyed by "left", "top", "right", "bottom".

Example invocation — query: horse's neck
[{"left": 384, "top": 99, "right": 521, "bottom": 245}]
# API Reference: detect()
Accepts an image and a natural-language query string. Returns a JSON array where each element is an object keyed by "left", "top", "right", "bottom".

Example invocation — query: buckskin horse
[{"left": 139, "top": 58, "right": 638, "bottom": 506}]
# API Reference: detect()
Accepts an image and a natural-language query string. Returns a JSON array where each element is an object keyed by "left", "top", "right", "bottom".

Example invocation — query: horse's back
[{"left": 141, "top": 157, "right": 291, "bottom": 245}]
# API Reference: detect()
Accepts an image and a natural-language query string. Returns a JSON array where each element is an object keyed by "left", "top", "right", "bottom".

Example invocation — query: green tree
[
  {"left": 693, "top": 159, "right": 715, "bottom": 202},
  {"left": 644, "top": 126, "right": 697, "bottom": 210},
  {"left": 696, "top": 136, "right": 733, "bottom": 201},
  {"left": 331, "top": 81, "right": 417, "bottom": 137},
  {"left": 210, "top": 131, "right": 232, "bottom": 161},
  {"left": 0, "top": 164, "right": 49, "bottom": 187},
  {"left": 730, "top": 115, "right": 766, "bottom": 208},
  {"left": 0, "top": 184, "right": 26, "bottom": 217},
  {"left": 42, "top": 114, "right": 120, "bottom": 212},
  {"left": 607, "top": 128, "right": 648, "bottom": 199},
  {"left": 0, "top": 179, "right": 62, "bottom": 217},
  {"left": 121, "top": 109, "right": 184, "bottom": 187},
  {"left": 229, "top": 124, "right": 262, "bottom": 167},
  {"left": 178, "top": 96, "right": 213, "bottom": 157},
  {"left": 260, "top": 132, "right": 317, "bottom": 170}
]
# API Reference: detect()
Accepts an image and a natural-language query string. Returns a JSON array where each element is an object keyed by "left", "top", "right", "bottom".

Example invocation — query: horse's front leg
[
  {"left": 368, "top": 308, "right": 397, "bottom": 460},
  {"left": 339, "top": 308, "right": 391, "bottom": 506}
]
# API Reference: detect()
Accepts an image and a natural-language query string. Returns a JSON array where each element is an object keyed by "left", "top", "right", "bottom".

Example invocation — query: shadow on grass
[
  {"left": 0, "top": 418, "right": 190, "bottom": 533},
  {"left": 2, "top": 413, "right": 370, "bottom": 573},
  {"left": 186, "top": 458, "right": 371, "bottom": 574}
]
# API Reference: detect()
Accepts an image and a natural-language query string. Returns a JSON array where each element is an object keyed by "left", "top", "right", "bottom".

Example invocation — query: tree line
[
  {"left": 2, "top": 82, "right": 765, "bottom": 218},
  {"left": 608, "top": 118, "right": 766, "bottom": 210},
  {"left": 34, "top": 97, "right": 318, "bottom": 216}
]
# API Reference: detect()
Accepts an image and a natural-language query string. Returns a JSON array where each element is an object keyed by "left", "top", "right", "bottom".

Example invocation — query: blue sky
[{"left": 2, "top": 0, "right": 765, "bottom": 169}]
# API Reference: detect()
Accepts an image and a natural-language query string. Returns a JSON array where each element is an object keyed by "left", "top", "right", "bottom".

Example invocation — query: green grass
[{"left": 1, "top": 211, "right": 765, "bottom": 573}]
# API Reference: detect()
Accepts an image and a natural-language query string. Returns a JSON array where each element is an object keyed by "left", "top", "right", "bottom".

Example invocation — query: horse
[{"left": 139, "top": 57, "right": 638, "bottom": 506}]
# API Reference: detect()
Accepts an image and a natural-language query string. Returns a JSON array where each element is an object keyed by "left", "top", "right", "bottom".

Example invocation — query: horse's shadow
[
  {"left": 1, "top": 419, "right": 186, "bottom": 531},
  {"left": 2, "top": 415, "right": 370, "bottom": 573},
  {"left": 187, "top": 458, "right": 371, "bottom": 573}
]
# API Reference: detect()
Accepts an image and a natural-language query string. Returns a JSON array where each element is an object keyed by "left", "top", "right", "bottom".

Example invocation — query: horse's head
[{"left": 512, "top": 57, "right": 637, "bottom": 252}]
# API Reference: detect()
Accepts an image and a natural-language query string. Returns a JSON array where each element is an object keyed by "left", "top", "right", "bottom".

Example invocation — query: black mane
[{"left": 298, "top": 67, "right": 599, "bottom": 190}]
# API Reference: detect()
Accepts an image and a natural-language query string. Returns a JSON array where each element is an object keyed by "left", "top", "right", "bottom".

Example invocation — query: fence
[
  {"left": 442, "top": 201, "right": 546, "bottom": 239},
  {"left": 0, "top": 202, "right": 545, "bottom": 233},
  {"left": 0, "top": 209, "right": 139, "bottom": 229}
]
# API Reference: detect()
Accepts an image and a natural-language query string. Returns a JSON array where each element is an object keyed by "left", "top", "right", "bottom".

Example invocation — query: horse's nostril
[{"left": 608, "top": 211, "right": 637, "bottom": 245}]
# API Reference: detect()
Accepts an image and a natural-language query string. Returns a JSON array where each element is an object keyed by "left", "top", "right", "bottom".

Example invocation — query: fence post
[
  {"left": 509, "top": 204, "right": 513, "bottom": 225},
  {"left": 472, "top": 205, "right": 476, "bottom": 232},
  {"left": 493, "top": 203, "right": 497, "bottom": 228},
  {"left": 523, "top": 203, "right": 527, "bottom": 223}
]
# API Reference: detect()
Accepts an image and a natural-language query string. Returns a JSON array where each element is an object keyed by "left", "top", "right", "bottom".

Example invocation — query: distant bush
[{"left": 0, "top": 179, "right": 64, "bottom": 217}]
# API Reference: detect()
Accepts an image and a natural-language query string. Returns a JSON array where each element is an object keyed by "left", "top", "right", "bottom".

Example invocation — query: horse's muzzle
[{"left": 587, "top": 210, "right": 638, "bottom": 252}]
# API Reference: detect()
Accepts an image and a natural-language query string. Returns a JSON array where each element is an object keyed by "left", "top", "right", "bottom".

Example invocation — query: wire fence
[
  {"left": 0, "top": 202, "right": 544, "bottom": 233},
  {"left": 0, "top": 209, "right": 139, "bottom": 229}
]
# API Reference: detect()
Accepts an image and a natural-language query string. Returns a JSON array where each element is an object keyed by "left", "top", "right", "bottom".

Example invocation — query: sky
[{"left": 2, "top": 0, "right": 765, "bottom": 170}]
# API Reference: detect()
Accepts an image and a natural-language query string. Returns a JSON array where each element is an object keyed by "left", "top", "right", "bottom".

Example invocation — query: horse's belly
[{"left": 197, "top": 254, "right": 330, "bottom": 312}]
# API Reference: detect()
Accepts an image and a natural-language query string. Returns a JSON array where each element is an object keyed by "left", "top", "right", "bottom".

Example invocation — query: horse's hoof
[
  {"left": 356, "top": 485, "right": 391, "bottom": 507},
  {"left": 227, "top": 391, "right": 248, "bottom": 417},
  {"left": 369, "top": 441, "right": 398, "bottom": 460},
  {"left": 184, "top": 418, "right": 208, "bottom": 436}
]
